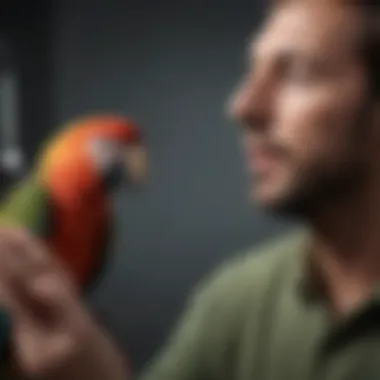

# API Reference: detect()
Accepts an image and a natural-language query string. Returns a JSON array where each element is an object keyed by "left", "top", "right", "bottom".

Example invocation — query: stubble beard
[{"left": 257, "top": 104, "right": 375, "bottom": 222}]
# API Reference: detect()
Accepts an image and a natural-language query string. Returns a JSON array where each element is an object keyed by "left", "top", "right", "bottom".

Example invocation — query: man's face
[{"left": 229, "top": 3, "right": 378, "bottom": 217}]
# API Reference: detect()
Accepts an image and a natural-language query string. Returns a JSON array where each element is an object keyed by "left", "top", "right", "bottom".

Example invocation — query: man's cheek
[
  {"left": 277, "top": 91, "right": 320, "bottom": 135},
  {"left": 279, "top": 93, "right": 342, "bottom": 146}
]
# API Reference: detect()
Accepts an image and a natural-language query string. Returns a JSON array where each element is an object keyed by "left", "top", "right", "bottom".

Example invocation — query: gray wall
[
  {"left": 49, "top": 0, "right": 289, "bottom": 370},
  {"left": 0, "top": 0, "right": 52, "bottom": 191}
]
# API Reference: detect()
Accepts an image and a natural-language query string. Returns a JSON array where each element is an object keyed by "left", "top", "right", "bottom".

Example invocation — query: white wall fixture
[{"left": 0, "top": 36, "right": 25, "bottom": 181}]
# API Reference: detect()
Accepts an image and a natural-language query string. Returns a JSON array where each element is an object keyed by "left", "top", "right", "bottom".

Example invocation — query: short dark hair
[
  {"left": 359, "top": 3, "right": 380, "bottom": 97},
  {"left": 269, "top": 0, "right": 380, "bottom": 98}
]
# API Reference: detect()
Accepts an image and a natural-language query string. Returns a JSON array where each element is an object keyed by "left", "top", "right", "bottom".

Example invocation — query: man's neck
[{"left": 309, "top": 180, "right": 380, "bottom": 316}]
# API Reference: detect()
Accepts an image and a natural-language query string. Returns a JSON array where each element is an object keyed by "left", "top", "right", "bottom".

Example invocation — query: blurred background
[{"left": 0, "top": 0, "right": 291, "bottom": 371}]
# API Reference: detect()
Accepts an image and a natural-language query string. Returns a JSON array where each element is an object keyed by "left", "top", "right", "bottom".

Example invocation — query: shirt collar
[
  {"left": 295, "top": 232, "right": 380, "bottom": 309},
  {"left": 295, "top": 231, "right": 328, "bottom": 304}
]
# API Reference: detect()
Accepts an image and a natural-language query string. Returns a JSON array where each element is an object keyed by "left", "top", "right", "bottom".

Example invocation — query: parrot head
[{"left": 35, "top": 114, "right": 148, "bottom": 196}]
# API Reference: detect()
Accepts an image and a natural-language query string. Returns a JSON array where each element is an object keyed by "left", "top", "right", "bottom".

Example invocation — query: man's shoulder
[
  {"left": 140, "top": 229, "right": 309, "bottom": 380},
  {"left": 196, "top": 227, "right": 308, "bottom": 307}
]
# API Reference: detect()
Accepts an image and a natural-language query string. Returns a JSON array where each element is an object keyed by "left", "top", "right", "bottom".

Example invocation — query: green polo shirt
[{"left": 141, "top": 228, "right": 380, "bottom": 380}]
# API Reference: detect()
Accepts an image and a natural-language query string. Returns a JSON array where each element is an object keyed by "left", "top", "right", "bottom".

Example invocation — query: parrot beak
[{"left": 124, "top": 145, "right": 148, "bottom": 186}]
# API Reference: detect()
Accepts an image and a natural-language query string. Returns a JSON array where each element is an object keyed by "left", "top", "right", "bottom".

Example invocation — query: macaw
[{"left": 0, "top": 114, "right": 148, "bottom": 370}]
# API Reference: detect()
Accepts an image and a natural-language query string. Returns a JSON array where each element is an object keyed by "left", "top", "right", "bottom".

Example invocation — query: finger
[
  {"left": 9, "top": 274, "right": 82, "bottom": 373},
  {"left": 0, "top": 233, "right": 40, "bottom": 322},
  {"left": 0, "top": 227, "right": 73, "bottom": 289},
  {"left": 0, "top": 236, "right": 26, "bottom": 349},
  {"left": 9, "top": 265, "right": 82, "bottom": 333},
  {"left": 18, "top": 272, "right": 79, "bottom": 323},
  {"left": 0, "top": 233, "right": 28, "bottom": 302},
  {"left": 0, "top": 228, "right": 78, "bottom": 324},
  {"left": 0, "top": 227, "right": 53, "bottom": 268}
]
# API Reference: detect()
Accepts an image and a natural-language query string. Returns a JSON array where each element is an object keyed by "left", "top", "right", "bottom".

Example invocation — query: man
[{"left": 0, "top": 0, "right": 379, "bottom": 379}]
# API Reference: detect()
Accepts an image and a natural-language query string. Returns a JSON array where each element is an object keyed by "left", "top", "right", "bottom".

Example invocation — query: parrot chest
[{"left": 47, "top": 194, "right": 110, "bottom": 289}]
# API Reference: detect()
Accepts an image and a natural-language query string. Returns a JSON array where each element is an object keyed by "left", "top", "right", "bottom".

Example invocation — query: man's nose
[{"left": 227, "top": 76, "right": 275, "bottom": 128}]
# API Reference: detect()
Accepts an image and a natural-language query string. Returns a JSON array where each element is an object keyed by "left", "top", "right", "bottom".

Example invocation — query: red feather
[{"left": 35, "top": 114, "right": 141, "bottom": 288}]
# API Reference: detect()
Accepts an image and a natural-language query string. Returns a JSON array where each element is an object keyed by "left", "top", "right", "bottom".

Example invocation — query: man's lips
[{"left": 245, "top": 146, "right": 283, "bottom": 174}]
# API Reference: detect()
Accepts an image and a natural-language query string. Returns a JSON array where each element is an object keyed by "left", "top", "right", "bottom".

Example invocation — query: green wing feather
[{"left": 0, "top": 175, "right": 50, "bottom": 237}]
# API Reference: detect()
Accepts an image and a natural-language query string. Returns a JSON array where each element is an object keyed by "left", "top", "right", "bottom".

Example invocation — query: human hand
[{"left": 0, "top": 227, "right": 127, "bottom": 380}]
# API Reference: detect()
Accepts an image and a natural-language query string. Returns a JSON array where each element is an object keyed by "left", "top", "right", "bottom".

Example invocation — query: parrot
[{"left": 0, "top": 113, "right": 148, "bottom": 375}]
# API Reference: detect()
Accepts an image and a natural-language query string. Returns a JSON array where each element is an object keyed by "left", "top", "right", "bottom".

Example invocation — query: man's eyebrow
[{"left": 248, "top": 41, "right": 328, "bottom": 66}]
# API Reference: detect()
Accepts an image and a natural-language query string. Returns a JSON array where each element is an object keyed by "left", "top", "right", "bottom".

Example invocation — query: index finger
[
  {"left": 0, "top": 228, "right": 72, "bottom": 286},
  {"left": 0, "top": 227, "right": 48, "bottom": 262},
  {"left": 0, "top": 228, "right": 79, "bottom": 324}
]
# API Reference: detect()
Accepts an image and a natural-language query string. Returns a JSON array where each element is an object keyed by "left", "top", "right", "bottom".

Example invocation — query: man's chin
[
  {"left": 250, "top": 187, "right": 310, "bottom": 220},
  {"left": 250, "top": 186, "right": 284, "bottom": 210}
]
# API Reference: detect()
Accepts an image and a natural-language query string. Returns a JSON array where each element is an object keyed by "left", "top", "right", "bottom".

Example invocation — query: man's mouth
[
  {"left": 240, "top": 129, "right": 286, "bottom": 176},
  {"left": 246, "top": 146, "right": 283, "bottom": 175}
]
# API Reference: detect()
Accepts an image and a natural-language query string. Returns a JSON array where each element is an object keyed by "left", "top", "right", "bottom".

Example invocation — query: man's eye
[
  {"left": 285, "top": 64, "right": 312, "bottom": 81},
  {"left": 276, "top": 56, "right": 316, "bottom": 83}
]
